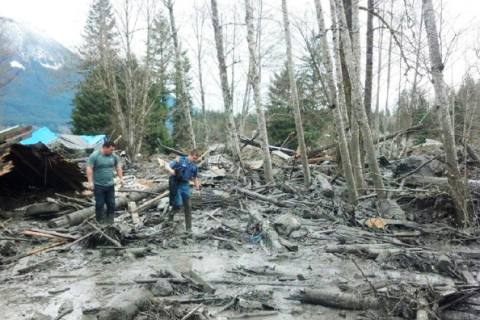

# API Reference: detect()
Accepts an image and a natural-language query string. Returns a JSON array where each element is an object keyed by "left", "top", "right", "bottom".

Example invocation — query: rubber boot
[{"left": 184, "top": 199, "right": 192, "bottom": 232}]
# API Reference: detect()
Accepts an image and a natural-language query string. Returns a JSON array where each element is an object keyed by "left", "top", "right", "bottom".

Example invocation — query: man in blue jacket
[{"left": 166, "top": 149, "right": 201, "bottom": 232}]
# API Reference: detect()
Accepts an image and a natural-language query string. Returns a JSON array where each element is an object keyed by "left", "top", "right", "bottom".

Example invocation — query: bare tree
[
  {"left": 422, "top": 0, "right": 468, "bottom": 226},
  {"left": 210, "top": 0, "right": 244, "bottom": 171},
  {"left": 333, "top": 0, "right": 386, "bottom": 199},
  {"left": 164, "top": 0, "right": 196, "bottom": 150},
  {"left": 281, "top": 0, "right": 311, "bottom": 188},
  {"left": 314, "top": 0, "right": 357, "bottom": 203},
  {"left": 245, "top": 0, "right": 274, "bottom": 183},
  {"left": 363, "top": 0, "right": 374, "bottom": 123},
  {"left": 330, "top": 0, "right": 366, "bottom": 194},
  {"left": 191, "top": 1, "right": 209, "bottom": 148}
]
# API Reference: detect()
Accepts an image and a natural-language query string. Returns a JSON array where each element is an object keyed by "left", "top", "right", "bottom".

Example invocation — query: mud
[{"left": 1, "top": 154, "right": 479, "bottom": 320}]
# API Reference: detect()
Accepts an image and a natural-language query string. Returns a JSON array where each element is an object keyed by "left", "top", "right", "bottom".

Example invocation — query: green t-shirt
[{"left": 87, "top": 150, "right": 120, "bottom": 187}]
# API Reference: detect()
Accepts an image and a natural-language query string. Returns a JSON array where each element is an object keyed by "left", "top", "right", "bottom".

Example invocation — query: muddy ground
[{"left": 1, "top": 152, "right": 480, "bottom": 320}]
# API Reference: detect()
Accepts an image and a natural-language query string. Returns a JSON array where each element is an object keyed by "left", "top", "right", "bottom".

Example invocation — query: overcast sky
[
  {"left": 1, "top": 0, "right": 478, "bottom": 49},
  {"left": 1, "top": 0, "right": 480, "bottom": 113}
]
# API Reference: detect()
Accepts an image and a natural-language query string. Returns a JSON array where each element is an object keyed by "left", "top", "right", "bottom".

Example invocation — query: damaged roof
[{"left": 0, "top": 142, "right": 86, "bottom": 193}]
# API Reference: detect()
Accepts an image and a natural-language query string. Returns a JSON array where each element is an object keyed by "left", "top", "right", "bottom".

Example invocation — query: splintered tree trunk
[
  {"left": 333, "top": 0, "right": 386, "bottom": 199},
  {"left": 422, "top": 0, "right": 468, "bottom": 226},
  {"left": 281, "top": 0, "right": 311, "bottom": 188},
  {"left": 165, "top": 0, "right": 196, "bottom": 150},
  {"left": 314, "top": 0, "right": 357, "bottom": 203},
  {"left": 245, "top": 0, "right": 274, "bottom": 183},
  {"left": 211, "top": 0, "right": 244, "bottom": 171}
]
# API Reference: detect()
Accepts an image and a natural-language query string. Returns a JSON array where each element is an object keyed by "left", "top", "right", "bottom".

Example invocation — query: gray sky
[{"left": 1, "top": 0, "right": 480, "bottom": 113}]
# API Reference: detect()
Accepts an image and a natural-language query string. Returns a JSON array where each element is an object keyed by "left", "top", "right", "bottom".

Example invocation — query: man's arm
[
  {"left": 167, "top": 160, "right": 177, "bottom": 175},
  {"left": 115, "top": 165, "right": 124, "bottom": 186},
  {"left": 86, "top": 166, "right": 94, "bottom": 190},
  {"left": 193, "top": 177, "right": 201, "bottom": 190}
]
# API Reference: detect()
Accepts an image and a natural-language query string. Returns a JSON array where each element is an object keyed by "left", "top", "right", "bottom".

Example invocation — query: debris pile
[{"left": 1, "top": 140, "right": 480, "bottom": 320}]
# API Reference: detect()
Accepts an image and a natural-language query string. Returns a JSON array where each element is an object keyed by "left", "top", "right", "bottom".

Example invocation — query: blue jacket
[{"left": 169, "top": 156, "right": 198, "bottom": 183}]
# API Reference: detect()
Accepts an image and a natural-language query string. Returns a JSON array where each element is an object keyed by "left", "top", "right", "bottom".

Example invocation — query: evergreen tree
[
  {"left": 79, "top": 0, "right": 119, "bottom": 68},
  {"left": 266, "top": 62, "right": 330, "bottom": 149},
  {"left": 70, "top": 69, "right": 112, "bottom": 135}
]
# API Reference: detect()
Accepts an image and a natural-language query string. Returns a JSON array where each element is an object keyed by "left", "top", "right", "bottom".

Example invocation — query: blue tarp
[
  {"left": 20, "top": 127, "right": 58, "bottom": 145},
  {"left": 20, "top": 127, "right": 106, "bottom": 150}
]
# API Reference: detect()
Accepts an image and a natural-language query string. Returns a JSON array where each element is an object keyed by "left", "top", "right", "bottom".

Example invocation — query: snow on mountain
[{"left": 0, "top": 16, "right": 81, "bottom": 131}]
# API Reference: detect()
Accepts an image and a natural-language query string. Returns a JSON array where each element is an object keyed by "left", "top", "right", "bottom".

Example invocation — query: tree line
[{"left": 2, "top": 0, "right": 480, "bottom": 226}]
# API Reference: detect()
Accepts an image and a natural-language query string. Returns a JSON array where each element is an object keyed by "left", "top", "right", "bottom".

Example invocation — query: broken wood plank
[
  {"left": 184, "top": 270, "right": 216, "bottom": 294},
  {"left": 30, "top": 229, "right": 78, "bottom": 240},
  {"left": 21, "top": 230, "right": 70, "bottom": 241},
  {"left": 134, "top": 191, "right": 169, "bottom": 215}
]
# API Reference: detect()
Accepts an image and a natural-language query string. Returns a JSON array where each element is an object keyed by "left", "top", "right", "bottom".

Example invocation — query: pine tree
[{"left": 70, "top": 69, "right": 112, "bottom": 135}]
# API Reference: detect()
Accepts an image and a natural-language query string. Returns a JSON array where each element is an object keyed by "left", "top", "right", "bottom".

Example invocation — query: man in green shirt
[{"left": 87, "top": 141, "right": 124, "bottom": 223}]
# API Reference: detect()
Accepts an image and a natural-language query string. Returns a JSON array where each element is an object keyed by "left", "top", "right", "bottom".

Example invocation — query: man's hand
[
  {"left": 194, "top": 187, "right": 202, "bottom": 196},
  {"left": 119, "top": 177, "right": 125, "bottom": 186},
  {"left": 87, "top": 183, "right": 94, "bottom": 191}
]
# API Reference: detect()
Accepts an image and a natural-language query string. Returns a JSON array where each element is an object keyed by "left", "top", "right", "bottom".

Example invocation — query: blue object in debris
[{"left": 249, "top": 231, "right": 265, "bottom": 244}]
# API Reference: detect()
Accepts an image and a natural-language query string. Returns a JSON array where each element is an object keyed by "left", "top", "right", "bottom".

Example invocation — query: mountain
[{"left": 0, "top": 17, "right": 80, "bottom": 132}]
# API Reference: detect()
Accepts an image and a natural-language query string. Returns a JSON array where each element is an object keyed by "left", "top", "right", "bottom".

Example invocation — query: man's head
[
  {"left": 101, "top": 140, "right": 116, "bottom": 155},
  {"left": 188, "top": 149, "right": 200, "bottom": 163}
]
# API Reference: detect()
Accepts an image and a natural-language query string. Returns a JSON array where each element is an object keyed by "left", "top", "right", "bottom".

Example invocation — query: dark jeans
[{"left": 94, "top": 184, "right": 115, "bottom": 223}]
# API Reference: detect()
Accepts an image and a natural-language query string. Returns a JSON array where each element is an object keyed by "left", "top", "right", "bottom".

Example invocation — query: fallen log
[
  {"left": 97, "top": 287, "right": 153, "bottom": 320},
  {"left": 239, "top": 136, "right": 296, "bottom": 155},
  {"left": 236, "top": 188, "right": 294, "bottom": 207},
  {"left": 48, "top": 183, "right": 169, "bottom": 228},
  {"left": 288, "top": 287, "right": 381, "bottom": 310},
  {"left": 14, "top": 202, "right": 61, "bottom": 217},
  {"left": 209, "top": 280, "right": 313, "bottom": 286},
  {"left": 228, "top": 311, "right": 278, "bottom": 319},
  {"left": 404, "top": 175, "right": 480, "bottom": 191}
]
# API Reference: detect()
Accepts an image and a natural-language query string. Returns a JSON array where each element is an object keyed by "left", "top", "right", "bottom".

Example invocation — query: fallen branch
[
  {"left": 228, "top": 311, "right": 278, "bottom": 319},
  {"left": 288, "top": 288, "right": 381, "bottom": 310}
]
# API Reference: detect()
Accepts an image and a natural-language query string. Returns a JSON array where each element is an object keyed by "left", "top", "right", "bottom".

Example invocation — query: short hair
[
  {"left": 103, "top": 140, "right": 116, "bottom": 148},
  {"left": 189, "top": 149, "right": 200, "bottom": 157}
]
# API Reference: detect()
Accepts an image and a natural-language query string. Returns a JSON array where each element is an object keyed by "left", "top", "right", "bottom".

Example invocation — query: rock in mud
[
  {"left": 0, "top": 240, "right": 17, "bottom": 256},
  {"left": 274, "top": 213, "right": 301, "bottom": 237},
  {"left": 151, "top": 279, "right": 174, "bottom": 296},
  {"left": 97, "top": 287, "right": 153, "bottom": 320},
  {"left": 30, "top": 311, "right": 52, "bottom": 320}
]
